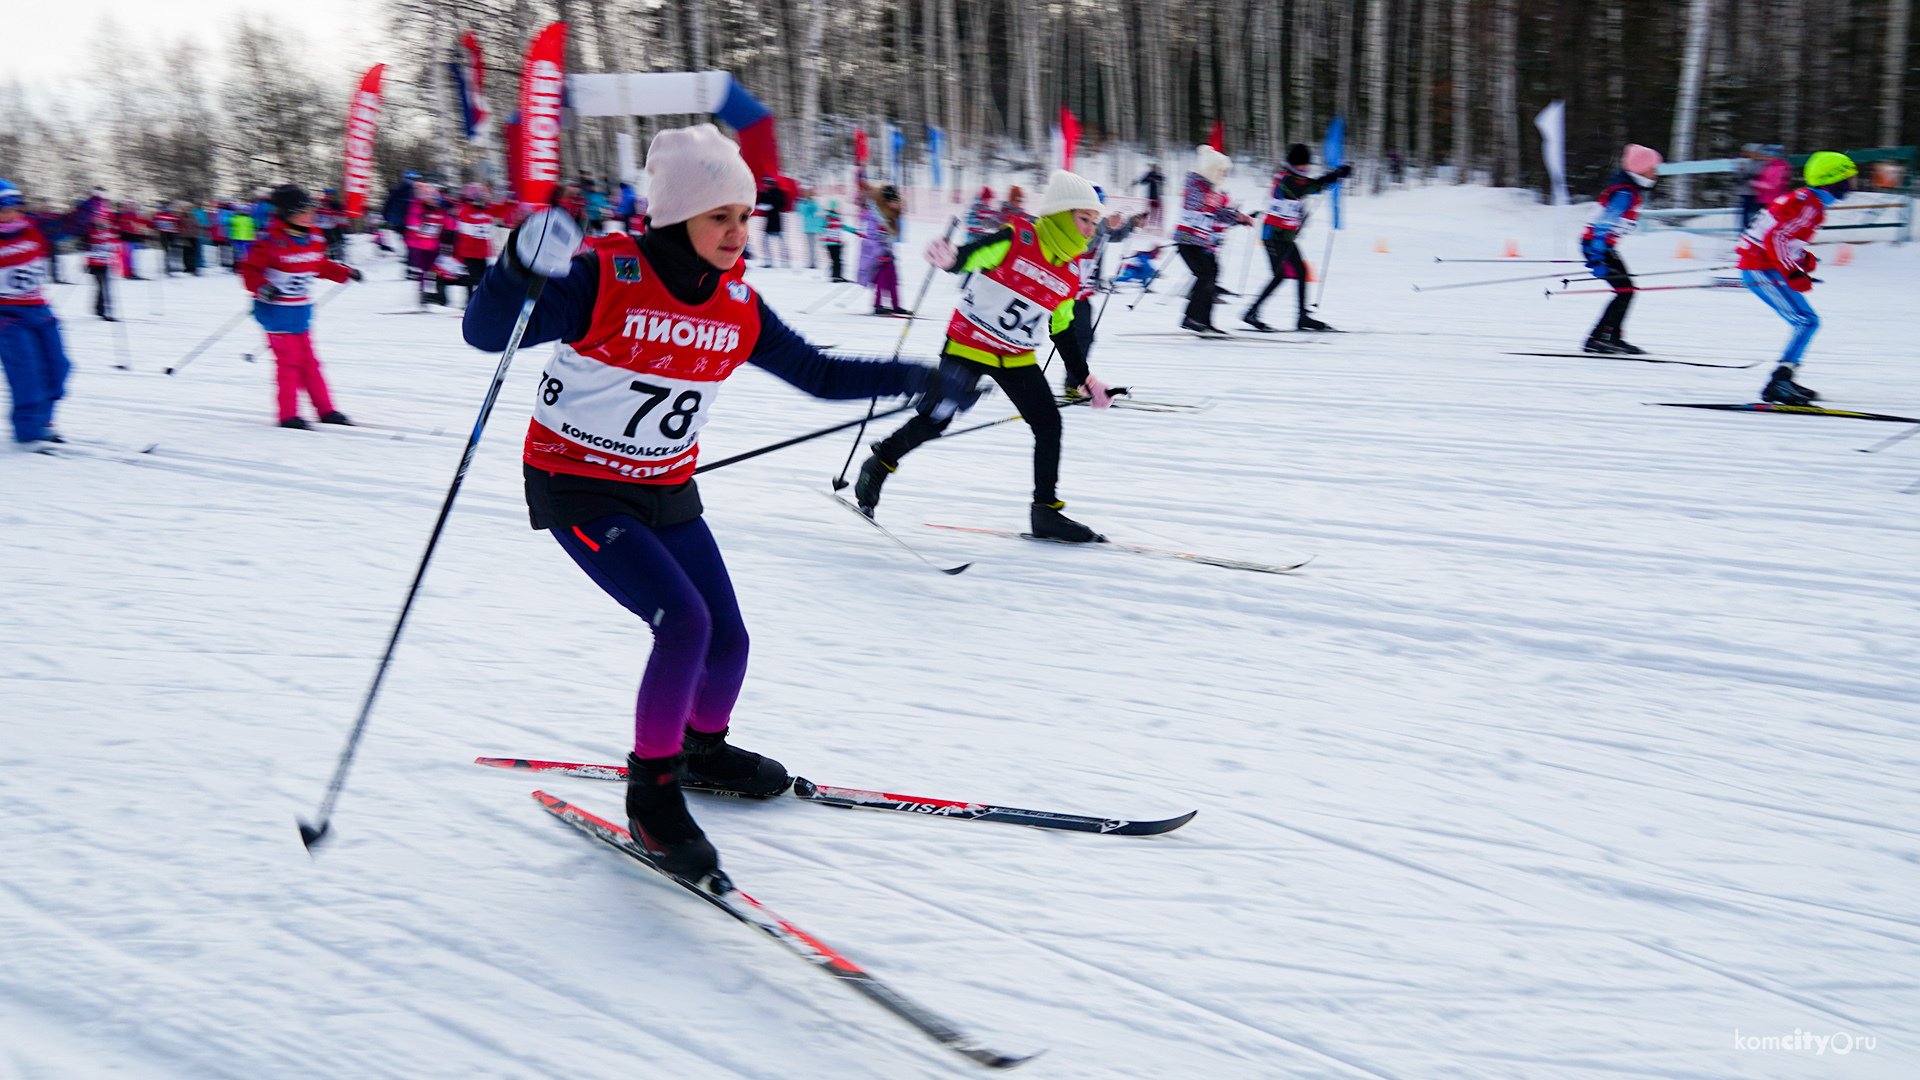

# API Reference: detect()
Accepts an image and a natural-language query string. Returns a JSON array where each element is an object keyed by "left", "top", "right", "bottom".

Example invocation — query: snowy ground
[{"left": 3, "top": 187, "right": 1917, "bottom": 1080}]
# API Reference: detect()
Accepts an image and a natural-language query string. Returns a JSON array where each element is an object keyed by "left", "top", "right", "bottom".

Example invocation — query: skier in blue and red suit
[
  {"left": 461, "top": 124, "right": 959, "bottom": 884},
  {"left": 0, "top": 179, "right": 73, "bottom": 452},
  {"left": 1577, "top": 143, "right": 1663, "bottom": 355}
]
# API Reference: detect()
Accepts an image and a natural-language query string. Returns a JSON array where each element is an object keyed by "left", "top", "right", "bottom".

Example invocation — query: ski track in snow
[{"left": 3, "top": 186, "right": 1918, "bottom": 1079}]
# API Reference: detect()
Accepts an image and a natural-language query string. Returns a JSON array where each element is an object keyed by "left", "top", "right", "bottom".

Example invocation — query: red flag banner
[
  {"left": 1059, "top": 106, "right": 1081, "bottom": 172},
  {"left": 341, "top": 64, "right": 385, "bottom": 220},
  {"left": 853, "top": 128, "right": 869, "bottom": 166},
  {"left": 1207, "top": 119, "right": 1224, "bottom": 152},
  {"left": 518, "top": 22, "right": 568, "bottom": 207}
]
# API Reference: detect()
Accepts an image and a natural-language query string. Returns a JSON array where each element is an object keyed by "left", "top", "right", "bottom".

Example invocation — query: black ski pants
[
  {"left": 1177, "top": 243, "right": 1219, "bottom": 326},
  {"left": 826, "top": 243, "right": 844, "bottom": 281},
  {"left": 872, "top": 351, "right": 1062, "bottom": 505},
  {"left": 89, "top": 264, "right": 112, "bottom": 318},
  {"left": 1248, "top": 231, "right": 1310, "bottom": 322},
  {"left": 1591, "top": 250, "right": 1634, "bottom": 337}
]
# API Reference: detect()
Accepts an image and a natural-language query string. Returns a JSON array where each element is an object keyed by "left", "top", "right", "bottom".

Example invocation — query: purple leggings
[
  {"left": 873, "top": 259, "right": 900, "bottom": 309},
  {"left": 551, "top": 514, "right": 749, "bottom": 758}
]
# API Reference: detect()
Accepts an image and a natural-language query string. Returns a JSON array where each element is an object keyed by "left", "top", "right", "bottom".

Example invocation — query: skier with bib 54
[{"left": 854, "top": 170, "right": 1117, "bottom": 543}]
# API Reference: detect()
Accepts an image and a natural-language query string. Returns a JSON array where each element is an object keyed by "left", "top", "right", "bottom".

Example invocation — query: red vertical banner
[
  {"left": 518, "top": 22, "right": 568, "bottom": 207},
  {"left": 1207, "top": 119, "right": 1224, "bottom": 152},
  {"left": 341, "top": 64, "right": 385, "bottom": 220},
  {"left": 1058, "top": 106, "right": 1081, "bottom": 172},
  {"left": 854, "top": 128, "right": 870, "bottom": 166}
]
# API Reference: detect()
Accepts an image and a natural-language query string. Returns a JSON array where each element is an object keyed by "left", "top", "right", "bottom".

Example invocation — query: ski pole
[
  {"left": 1433, "top": 257, "right": 1582, "bottom": 264},
  {"left": 800, "top": 283, "right": 845, "bottom": 314},
  {"left": 1414, "top": 264, "right": 1733, "bottom": 292},
  {"left": 1859, "top": 424, "right": 1920, "bottom": 454},
  {"left": 299, "top": 267, "right": 549, "bottom": 854},
  {"left": 166, "top": 282, "right": 349, "bottom": 375},
  {"left": 831, "top": 216, "right": 959, "bottom": 491},
  {"left": 1312, "top": 223, "right": 1336, "bottom": 309},
  {"left": 693, "top": 403, "right": 916, "bottom": 475},
  {"left": 1551, "top": 282, "right": 1740, "bottom": 296}
]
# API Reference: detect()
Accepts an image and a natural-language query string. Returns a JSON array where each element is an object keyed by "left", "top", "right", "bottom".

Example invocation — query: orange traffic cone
[
  {"left": 1374, "top": 236, "right": 1390, "bottom": 253},
  {"left": 1675, "top": 237, "right": 1694, "bottom": 259},
  {"left": 1835, "top": 244, "right": 1855, "bottom": 265},
  {"left": 1503, "top": 239, "right": 1521, "bottom": 257}
]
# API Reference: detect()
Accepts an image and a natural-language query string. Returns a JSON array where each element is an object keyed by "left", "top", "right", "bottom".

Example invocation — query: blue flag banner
[
  {"left": 888, "top": 125, "right": 906, "bottom": 185},
  {"left": 928, "top": 126, "right": 946, "bottom": 189},
  {"left": 1325, "top": 115, "right": 1345, "bottom": 230}
]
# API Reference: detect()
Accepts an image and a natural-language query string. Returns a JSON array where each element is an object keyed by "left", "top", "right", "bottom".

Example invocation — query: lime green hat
[{"left": 1804, "top": 151, "right": 1858, "bottom": 188}]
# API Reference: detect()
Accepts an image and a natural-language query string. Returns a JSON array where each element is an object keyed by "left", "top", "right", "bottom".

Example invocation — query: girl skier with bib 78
[{"left": 461, "top": 124, "right": 957, "bottom": 884}]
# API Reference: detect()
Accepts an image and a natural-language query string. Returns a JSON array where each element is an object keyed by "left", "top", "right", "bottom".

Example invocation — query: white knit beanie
[
  {"left": 644, "top": 123, "right": 758, "bottom": 227},
  {"left": 1034, "top": 170, "right": 1105, "bottom": 218},
  {"left": 1195, "top": 146, "right": 1232, "bottom": 186}
]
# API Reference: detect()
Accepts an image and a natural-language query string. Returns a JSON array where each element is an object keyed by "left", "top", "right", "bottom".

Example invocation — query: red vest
[
  {"left": 452, "top": 205, "right": 496, "bottom": 259},
  {"left": 0, "top": 222, "right": 52, "bottom": 306},
  {"left": 946, "top": 224, "right": 1078, "bottom": 358},
  {"left": 524, "top": 235, "right": 762, "bottom": 484}
]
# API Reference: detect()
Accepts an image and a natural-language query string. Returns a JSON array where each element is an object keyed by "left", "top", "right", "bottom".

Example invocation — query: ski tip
[
  {"left": 162, "top": 366, "right": 176, "bottom": 375},
  {"left": 941, "top": 562, "right": 972, "bottom": 575},
  {"left": 1116, "top": 810, "right": 1198, "bottom": 836},
  {"left": 297, "top": 818, "right": 330, "bottom": 852},
  {"left": 968, "top": 1046, "right": 1045, "bottom": 1070}
]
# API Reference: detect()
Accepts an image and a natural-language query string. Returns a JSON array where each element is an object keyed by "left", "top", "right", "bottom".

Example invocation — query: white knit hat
[
  {"left": 1034, "top": 170, "right": 1104, "bottom": 218},
  {"left": 644, "top": 123, "right": 757, "bottom": 228},
  {"left": 1195, "top": 145, "right": 1232, "bottom": 186}
]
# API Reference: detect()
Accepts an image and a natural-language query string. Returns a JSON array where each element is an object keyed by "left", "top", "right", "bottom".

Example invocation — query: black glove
[
  {"left": 1332, "top": 164, "right": 1355, "bottom": 180},
  {"left": 256, "top": 283, "right": 280, "bottom": 301},
  {"left": 914, "top": 363, "right": 983, "bottom": 420},
  {"left": 346, "top": 267, "right": 364, "bottom": 283}
]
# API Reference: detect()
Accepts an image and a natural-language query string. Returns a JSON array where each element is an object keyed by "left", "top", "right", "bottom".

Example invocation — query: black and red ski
[
  {"left": 533, "top": 791, "right": 1033, "bottom": 1069},
  {"left": 480, "top": 758, "right": 1195, "bottom": 836}
]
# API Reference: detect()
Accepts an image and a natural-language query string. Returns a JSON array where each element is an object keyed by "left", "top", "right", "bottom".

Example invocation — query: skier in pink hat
[{"left": 1577, "top": 144, "right": 1662, "bottom": 355}]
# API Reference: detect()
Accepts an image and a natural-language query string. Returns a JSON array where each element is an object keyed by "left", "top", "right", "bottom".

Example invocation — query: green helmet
[{"left": 1804, "top": 151, "right": 1858, "bottom": 188}]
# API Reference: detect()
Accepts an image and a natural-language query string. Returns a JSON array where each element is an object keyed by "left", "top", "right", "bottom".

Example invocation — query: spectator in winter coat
[
  {"left": 176, "top": 201, "right": 203, "bottom": 276},
  {"left": 381, "top": 172, "right": 418, "bottom": 252},
  {"left": 1135, "top": 164, "right": 1166, "bottom": 228},
  {"left": 796, "top": 189, "right": 824, "bottom": 270},
  {"left": 823, "top": 201, "right": 847, "bottom": 282},
  {"left": 965, "top": 186, "right": 998, "bottom": 242},
  {"left": 858, "top": 185, "right": 905, "bottom": 313},
  {"left": 756, "top": 177, "right": 790, "bottom": 268},
  {"left": 1737, "top": 144, "right": 1792, "bottom": 232}
]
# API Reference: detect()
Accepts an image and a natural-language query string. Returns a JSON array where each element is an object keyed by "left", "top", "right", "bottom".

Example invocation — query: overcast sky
[{"left": 12, "top": 0, "right": 378, "bottom": 90}]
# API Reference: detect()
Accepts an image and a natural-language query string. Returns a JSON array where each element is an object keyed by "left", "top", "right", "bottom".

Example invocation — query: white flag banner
[{"left": 1534, "top": 100, "right": 1568, "bottom": 207}]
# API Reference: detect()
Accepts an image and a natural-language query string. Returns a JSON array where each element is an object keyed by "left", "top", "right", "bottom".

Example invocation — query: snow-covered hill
[{"left": 3, "top": 187, "right": 1915, "bottom": 1079}]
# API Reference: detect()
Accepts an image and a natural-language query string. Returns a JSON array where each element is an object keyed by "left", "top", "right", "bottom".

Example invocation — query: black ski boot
[
  {"left": 1181, "top": 317, "right": 1222, "bottom": 336},
  {"left": 1761, "top": 365, "right": 1819, "bottom": 406},
  {"left": 1582, "top": 331, "right": 1628, "bottom": 355},
  {"left": 319, "top": 411, "right": 353, "bottom": 426},
  {"left": 853, "top": 452, "right": 894, "bottom": 517},
  {"left": 1297, "top": 314, "right": 1334, "bottom": 332},
  {"left": 625, "top": 752, "right": 719, "bottom": 881},
  {"left": 1030, "top": 500, "right": 1104, "bottom": 543},
  {"left": 279, "top": 417, "right": 311, "bottom": 430},
  {"left": 680, "top": 727, "right": 791, "bottom": 797},
  {"left": 1241, "top": 312, "right": 1274, "bottom": 332}
]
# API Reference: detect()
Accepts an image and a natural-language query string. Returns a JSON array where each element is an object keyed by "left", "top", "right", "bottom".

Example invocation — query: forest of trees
[{"left": 3, "top": 0, "right": 1915, "bottom": 210}]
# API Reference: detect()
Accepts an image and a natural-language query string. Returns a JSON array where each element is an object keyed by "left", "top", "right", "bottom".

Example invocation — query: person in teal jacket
[{"left": 796, "top": 189, "right": 825, "bottom": 271}]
